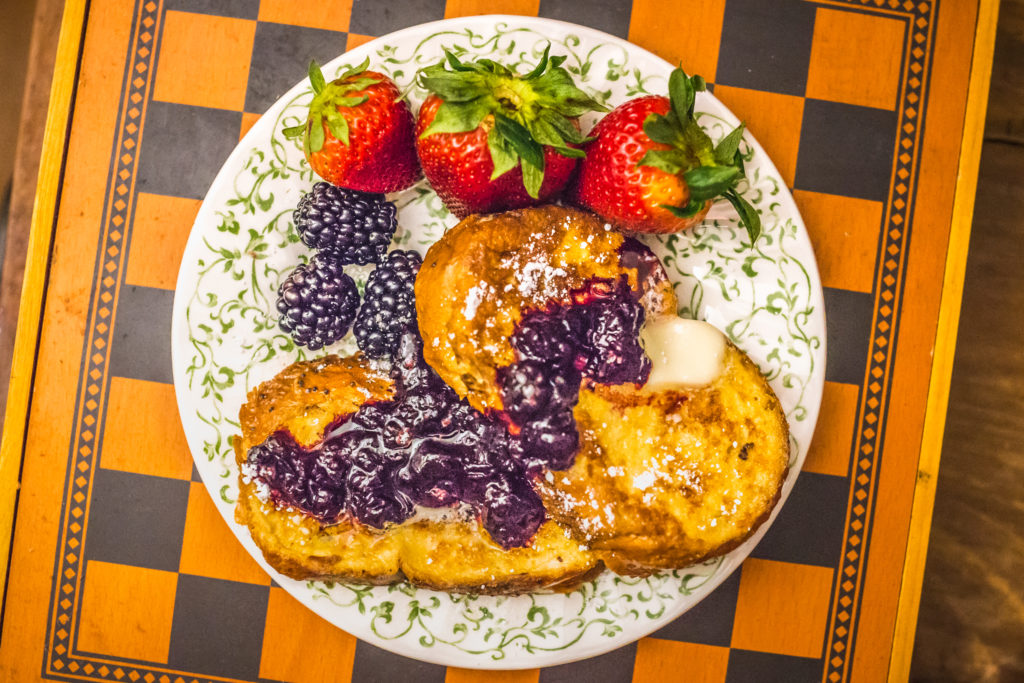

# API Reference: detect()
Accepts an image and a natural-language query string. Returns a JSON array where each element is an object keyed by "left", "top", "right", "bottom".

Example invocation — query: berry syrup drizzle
[
  {"left": 498, "top": 275, "right": 650, "bottom": 471},
  {"left": 247, "top": 243, "right": 654, "bottom": 549},
  {"left": 247, "top": 333, "right": 546, "bottom": 548}
]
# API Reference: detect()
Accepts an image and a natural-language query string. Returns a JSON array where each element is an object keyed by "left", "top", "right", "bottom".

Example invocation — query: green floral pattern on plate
[{"left": 171, "top": 16, "right": 825, "bottom": 669}]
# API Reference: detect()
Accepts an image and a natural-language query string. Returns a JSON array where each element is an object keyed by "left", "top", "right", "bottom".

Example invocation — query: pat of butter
[{"left": 640, "top": 316, "right": 726, "bottom": 390}]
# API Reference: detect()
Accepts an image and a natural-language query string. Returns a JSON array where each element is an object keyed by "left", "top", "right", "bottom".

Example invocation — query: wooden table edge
[
  {"left": 887, "top": 0, "right": 1001, "bottom": 680},
  {"left": 0, "top": 0, "right": 85, "bottom": 593}
]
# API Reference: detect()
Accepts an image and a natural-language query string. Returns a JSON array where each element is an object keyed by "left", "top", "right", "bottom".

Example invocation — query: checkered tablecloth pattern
[{"left": 14, "top": 0, "right": 944, "bottom": 680}]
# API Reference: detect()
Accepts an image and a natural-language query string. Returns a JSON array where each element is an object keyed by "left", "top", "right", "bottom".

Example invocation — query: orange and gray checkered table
[{"left": 0, "top": 0, "right": 986, "bottom": 681}]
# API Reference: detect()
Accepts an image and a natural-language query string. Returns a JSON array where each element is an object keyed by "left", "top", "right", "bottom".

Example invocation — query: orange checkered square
[
  {"left": 807, "top": 8, "right": 905, "bottom": 111},
  {"left": 445, "top": 0, "right": 540, "bottom": 19},
  {"left": 446, "top": 667, "right": 540, "bottom": 683},
  {"left": 632, "top": 638, "right": 729, "bottom": 683},
  {"left": 179, "top": 482, "right": 272, "bottom": 585},
  {"left": 259, "top": 0, "right": 355, "bottom": 32},
  {"left": 803, "top": 381, "right": 859, "bottom": 477},
  {"left": 126, "top": 192, "right": 201, "bottom": 290},
  {"left": 259, "top": 587, "right": 358, "bottom": 682},
  {"left": 100, "top": 376, "right": 194, "bottom": 480},
  {"left": 77, "top": 560, "right": 178, "bottom": 662},
  {"left": 153, "top": 11, "right": 256, "bottom": 111},
  {"left": 628, "top": 0, "right": 726, "bottom": 82},
  {"left": 346, "top": 33, "right": 376, "bottom": 50},
  {"left": 794, "top": 189, "right": 883, "bottom": 293},
  {"left": 731, "top": 559, "right": 833, "bottom": 659},
  {"left": 241, "top": 111, "right": 262, "bottom": 139},
  {"left": 714, "top": 85, "right": 804, "bottom": 188}
]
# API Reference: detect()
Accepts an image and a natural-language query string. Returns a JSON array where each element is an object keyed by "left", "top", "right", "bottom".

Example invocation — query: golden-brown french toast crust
[{"left": 235, "top": 464, "right": 599, "bottom": 594}]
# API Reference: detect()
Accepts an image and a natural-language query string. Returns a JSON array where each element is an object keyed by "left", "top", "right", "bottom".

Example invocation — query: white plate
[{"left": 171, "top": 14, "right": 825, "bottom": 669}]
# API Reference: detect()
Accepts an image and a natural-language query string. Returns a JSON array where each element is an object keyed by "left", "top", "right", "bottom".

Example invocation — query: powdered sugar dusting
[{"left": 462, "top": 283, "right": 491, "bottom": 321}]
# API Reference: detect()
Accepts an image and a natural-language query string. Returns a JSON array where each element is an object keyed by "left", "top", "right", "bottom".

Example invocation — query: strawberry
[
  {"left": 414, "top": 47, "right": 606, "bottom": 218},
  {"left": 570, "top": 69, "right": 760, "bottom": 240},
  {"left": 284, "top": 59, "right": 420, "bottom": 194}
]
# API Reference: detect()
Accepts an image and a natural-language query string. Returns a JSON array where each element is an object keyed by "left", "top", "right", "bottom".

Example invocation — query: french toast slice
[
  {"left": 536, "top": 343, "right": 790, "bottom": 576},
  {"left": 233, "top": 354, "right": 597, "bottom": 593},
  {"left": 414, "top": 205, "right": 791, "bottom": 578},
  {"left": 416, "top": 205, "right": 676, "bottom": 413},
  {"left": 233, "top": 345, "right": 789, "bottom": 587}
]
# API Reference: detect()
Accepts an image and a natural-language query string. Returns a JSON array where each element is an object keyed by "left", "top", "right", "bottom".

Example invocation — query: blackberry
[
  {"left": 397, "top": 440, "right": 465, "bottom": 507},
  {"left": 480, "top": 476, "right": 546, "bottom": 549},
  {"left": 293, "top": 182, "right": 397, "bottom": 265},
  {"left": 246, "top": 432, "right": 348, "bottom": 522},
  {"left": 354, "top": 250, "right": 422, "bottom": 359},
  {"left": 345, "top": 451, "right": 414, "bottom": 527},
  {"left": 277, "top": 254, "right": 359, "bottom": 350},
  {"left": 520, "top": 409, "right": 579, "bottom": 471},
  {"left": 579, "top": 300, "right": 650, "bottom": 385},
  {"left": 498, "top": 361, "right": 553, "bottom": 422}
]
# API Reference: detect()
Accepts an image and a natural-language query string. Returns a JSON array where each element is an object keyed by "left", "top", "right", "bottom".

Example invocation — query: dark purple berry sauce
[
  {"left": 246, "top": 332, "right": 546, "bottom": 548},
  {"left": 247, "top": 246, "right": 653, "bottom": 549},
  {"left": 497, "top": 276, "right": 650, "bottom": 471}
]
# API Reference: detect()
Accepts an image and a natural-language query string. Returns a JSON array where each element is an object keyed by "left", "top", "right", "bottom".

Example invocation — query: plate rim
[{"left": 170, "top": 13, "right": 826, "bottom": 670}]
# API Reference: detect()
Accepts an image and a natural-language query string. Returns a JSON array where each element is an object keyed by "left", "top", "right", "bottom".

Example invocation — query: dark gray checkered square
[
  {"left": 823, "top": 286, "right": 873, "bottom": 386},
  {"left": 751, "top": 472, "right": 849, "bottom": 567},
  {"left": 137, "top": 101, "right": 241, "bottom": 199},
  {"left": 350, "top": 640, "right": 446, "bottom": 683},
  {"left": 649, "top": 569, "right": 741, "bottom": 646},
  {"left": 349, "top": 0, "right": 446, "bottom": 37},
  {"left": 109, "top": 284, "right": 174, "bottom": 384},
  {"left": 538, "top": 0, "right": 632, "bottom": 39},
  {"left": 85, "top": 468, "right": 189, "bottom": 572},
  {"left": 168, "top": 574, "right": 270, "bottom": 680},
  {"left": 716, "top": 0, "right": 816, "bottom": 96},
  {"left": 726, "top": 648, "right": 822, "bottom": 682},
  {"left": 245, "top": 21, "right": 348, "bottom": 114},
  {"left": 540, "top": 641, "right": 638, "bottom": 683},
  {"left": 795, "top": 99, "right": 898, "bottom": 202},
  {"left": 163, "top": 0, "right": 259, "bottom": 19}
]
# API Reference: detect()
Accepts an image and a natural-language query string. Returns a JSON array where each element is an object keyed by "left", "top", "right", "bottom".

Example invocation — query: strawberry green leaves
[
  {"left": 283, "top": 59, "right": 378, "bottom": 155},
  {"left": 683, "top": 165, "right": 742, "bottom": 202},
  {"left": 714, "top": 123, "right": 746, "bottom": 166},
  {"left": 638, "top": 67, "right": 761, "bottom": 243},
  {"left": 416, "top": 46, "right": 605, "bottom": 198}
]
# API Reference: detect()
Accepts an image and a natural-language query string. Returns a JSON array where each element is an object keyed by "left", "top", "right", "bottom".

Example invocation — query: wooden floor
[{"left": 0, "top": 2, "right": 1021, "bottom": 681}]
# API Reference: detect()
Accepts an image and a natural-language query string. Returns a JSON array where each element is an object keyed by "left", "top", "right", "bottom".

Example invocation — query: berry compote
[
  {"left": 247, "top": 248, "right": 653, "bottom": 549},
  {"left": 497, "top": 275, "right": 651, "bottom": 472},
  {"left": 246, "top": 332, "right": 546, "bottom": 548}
]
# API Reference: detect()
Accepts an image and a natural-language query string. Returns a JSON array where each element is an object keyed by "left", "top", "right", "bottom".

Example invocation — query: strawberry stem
[
  {"left": 638, "top": 67, "right": 761, "bottom": 243},
  {"left": 416, "top": 45, "right": 606, "bottom": 198},
  {"left": 288, "top": 59, "right": 380, "bottom": 153}
]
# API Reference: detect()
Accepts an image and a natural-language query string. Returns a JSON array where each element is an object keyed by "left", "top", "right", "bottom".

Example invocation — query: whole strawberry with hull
[
  {"left": 571, "top": 69, "right": 760, "bottom": 240},
  {"left": 414, "top": 47, "right": 607, "bottom": 218},
  {"left": 284, "top": 59, "right": 421, "bottom": 194}
]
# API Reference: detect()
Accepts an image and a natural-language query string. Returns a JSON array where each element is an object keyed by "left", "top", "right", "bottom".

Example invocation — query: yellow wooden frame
[
  {"left": 887, "top": 0, "right": 1001, "bottom": 679},
  {"left": 0, "top": 0, "right": 88, "bottom": 587}
]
